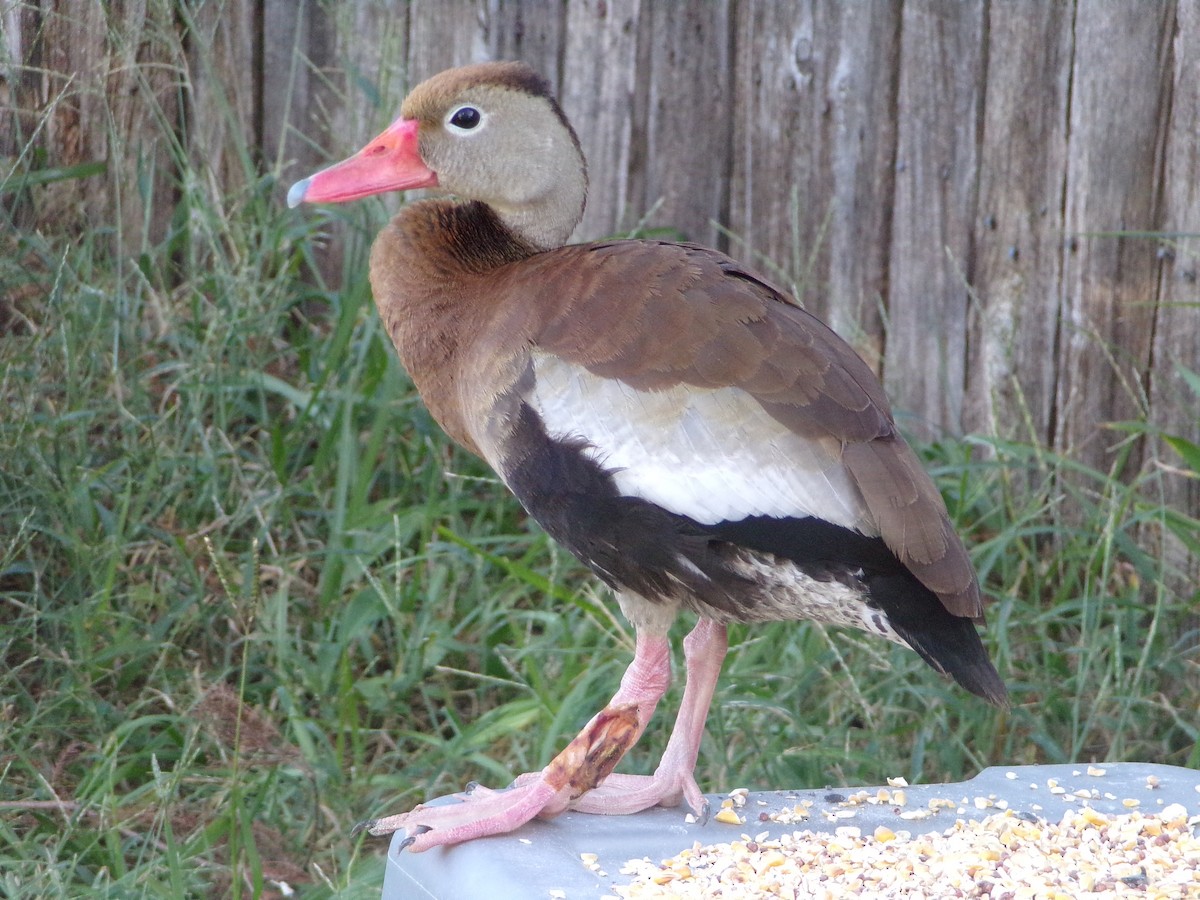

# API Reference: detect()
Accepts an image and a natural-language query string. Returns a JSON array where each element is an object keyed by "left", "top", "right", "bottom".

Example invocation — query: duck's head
[{"left": 288, "top": 61, "right": 587, "bottom": 250}]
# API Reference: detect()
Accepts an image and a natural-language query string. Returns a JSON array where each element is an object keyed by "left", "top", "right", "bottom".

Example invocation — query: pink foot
[
  {"left": 361, "top": 620, "right": 729, "bottom": 852},
  {"left": 358, "top": 778, "right": 562, "bottom": 851},
  {"left": 363, "top": 631, "right": 673, "bottom": 852}
]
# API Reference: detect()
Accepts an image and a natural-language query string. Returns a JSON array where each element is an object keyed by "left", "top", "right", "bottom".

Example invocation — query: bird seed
[{"left": 613, "top": 803, "right": 1200, "bottom": 898}]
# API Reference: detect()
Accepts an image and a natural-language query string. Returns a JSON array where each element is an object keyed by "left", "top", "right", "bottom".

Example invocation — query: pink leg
[
  {"left": 570, "top": 618, "right": 728, "bottom": 817},
  {"left": 361, "top": 628, "right": 672, "bottom": 851}
]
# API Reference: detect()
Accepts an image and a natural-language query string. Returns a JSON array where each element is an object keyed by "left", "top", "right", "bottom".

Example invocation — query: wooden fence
[{"left": 3, "top": 1, "right": 1198, "bottom": 530}]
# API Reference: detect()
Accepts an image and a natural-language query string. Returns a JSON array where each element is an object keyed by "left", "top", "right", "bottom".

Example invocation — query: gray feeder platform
[{"left": 383, "top": 762, "right": 1200, "bottom": 899}]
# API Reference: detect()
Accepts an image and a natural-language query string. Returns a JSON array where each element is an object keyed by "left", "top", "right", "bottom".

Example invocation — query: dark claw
[
  {"left": 465, "top": 781, "right": 481, "bottom": 794},
  {"left": 697, "top": 798, "right": 711, "bottom": 826},
  {"left": 398, "top": 824, "right": 433, "bottom": 853},
  {"left": 350, "top": 818, "right": 377, "bottom": 837}
]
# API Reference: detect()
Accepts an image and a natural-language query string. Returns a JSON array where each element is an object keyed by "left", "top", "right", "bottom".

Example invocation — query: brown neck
[
  {"left": 367, "top": 199, "right": 538, "bottom": 452},
  {"left": 421, "top": 200, "right": 540, "bottom": 272}
]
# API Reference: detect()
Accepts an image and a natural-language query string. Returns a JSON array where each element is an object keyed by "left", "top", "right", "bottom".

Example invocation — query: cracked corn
[{"left": 614, "top": 803, "right": 1200, "bottom": 898}]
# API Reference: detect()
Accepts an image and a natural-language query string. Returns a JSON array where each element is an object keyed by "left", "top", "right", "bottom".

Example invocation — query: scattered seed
[
  {"left": 1080, "top": 807, "right": 1107, "bottom": 826},
  {"left": 614, "top": 805, "right": 1200, "bottom": 899},
  {"left": 713, "top": 808, "right": 743, "bottom": 825},
  {"left": 580, "top": 851, "right": 606, "bottom": 876}
]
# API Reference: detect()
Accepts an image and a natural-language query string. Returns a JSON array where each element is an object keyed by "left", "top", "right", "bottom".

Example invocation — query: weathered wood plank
[
  {"left": 327, "top": 0, "right": 411, "bottom": 146},
  {"left": 1152, "top": 2, "right": 1200, "bottom": 552},
  {"left": 1054, "top": 5, "right": 1174, "bottom": 476},
  {"left": 107, "top": 0, "right": 184, "bottom": 249},
  {"left": 9, "top": 4, "right": 105, "bottom": 240},
  {"left": 262, "top": 0, "right": 350, "bottom": 283},
  {"left": 729, "top": 1, "right": 835, "bottom": 313},
  {"left": 0, "top": 0, "right": 48, "bottom": 229},
  {"left": 557, "top": 0, "right": 643, "bottom": 241},
  {"left": 885, "top": 0, "right": 986, "bottom": 436},
  {"left": 20, "top": 1, "right": 181, "bottom": 253},
  {"left": 263, "top": 0, "right": 339, "bottom": 175},
  {"left": 823, "top": 3, "right": 900, "bottom": 370},
  {"left": 479, "top": 0, "right": 567, "bottom": 96},
  {"left": 34, "top": 1, "right": 111, "bottom": 239},
  {"left": 966, "top": 2, "right": 1073, "bottom": 444},
  {"left": 634, "top": 1, "right": 732, "bottom": 249},
  {"left": 184, "top": 0, "right": 259, "bottom": 199},
  {"left": 406, "top": 0, "right": 488, "bottom": 87}
]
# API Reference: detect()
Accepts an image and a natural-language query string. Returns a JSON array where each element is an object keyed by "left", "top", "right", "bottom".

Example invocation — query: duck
[{"left": 288, "top": 60, "right": 1006, "bottom": 853}]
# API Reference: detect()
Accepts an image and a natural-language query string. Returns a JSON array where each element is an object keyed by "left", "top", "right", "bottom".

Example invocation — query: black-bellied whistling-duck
[{"left": 289, "top": 61, "right": 1006, "bottom": 852}]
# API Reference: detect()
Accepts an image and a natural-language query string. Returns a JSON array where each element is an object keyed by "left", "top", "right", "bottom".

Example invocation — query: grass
[{"left": 3, "top": 41, "right": 1199, "bottom": 900}]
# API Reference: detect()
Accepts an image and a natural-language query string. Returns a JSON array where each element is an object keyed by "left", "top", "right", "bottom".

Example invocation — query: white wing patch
[{"left": 529, "top": 354, "right": 876, "bottom": 532}]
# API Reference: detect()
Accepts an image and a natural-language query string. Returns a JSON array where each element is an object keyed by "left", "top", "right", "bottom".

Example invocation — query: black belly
[
  {"left": 494, "top": 400, "right": 1007, "bottom": 706},
  {"left": 501, "top": 401, "right": 905, "bottom": 616}
]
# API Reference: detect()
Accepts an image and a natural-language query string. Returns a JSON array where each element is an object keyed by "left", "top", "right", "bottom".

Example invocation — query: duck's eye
[{"left": 448, "top": 106, "right": 482, "bottom": 132}]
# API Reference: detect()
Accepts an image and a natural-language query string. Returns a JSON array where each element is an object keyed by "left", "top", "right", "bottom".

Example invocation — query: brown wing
[{"left": 505, "top": 239, "right": 981, "bottom": 619}]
